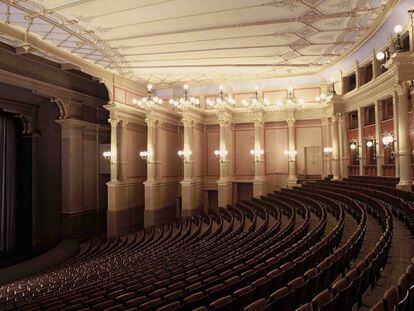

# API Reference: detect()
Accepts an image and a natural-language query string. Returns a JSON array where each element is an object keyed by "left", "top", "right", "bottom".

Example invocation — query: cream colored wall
[
  {"left": 234, "top": 124, "right": 255, "bottom": 178},
  {"left": 295, "top": 121, "right": 323, "bottom": 176},
  {"left": 205, "top": 125, "right": 220, "bottom": 181}
]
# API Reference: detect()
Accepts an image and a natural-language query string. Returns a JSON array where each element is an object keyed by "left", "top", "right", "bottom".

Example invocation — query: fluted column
[
  {"left": 109, "top": 119, "right": 119, "bottom": 182},
  {"left": 253, "top": 115, "right": 267, "bottom": 197},
  {"left": 181, "top": 116, "right": 202, "bottom": 216},
  {"left": 392, "top": 92, "right": 400, "bottom": 177},
  {"left": 374, "top": 100, "right": 384, "bottom": 176},
  {"left": 144, "top": 115, "right": 163, "bottom": 226},
  {"left": 321, "top": 118, "right": 331, "bottom": 177},
  {"left": 331, "top": 114, "right": 341, "bottom": 180},
  {"left": 287, "top": 118, "right": 297, "bottom": 187},
  {"left": 357, "top": 107, "right": 366, "bottom": 176},
  {"left": 217, "top": 115, "right": 232, "bottom": 208},
  {"left": 339, "top": 113, "right": 349, "bottom": 179},
  {"left": 119, "top": 120, "right": 128, "bottom": 181},
  {"left": 395, "top": 82, "right": 412, "bottom": 190}
]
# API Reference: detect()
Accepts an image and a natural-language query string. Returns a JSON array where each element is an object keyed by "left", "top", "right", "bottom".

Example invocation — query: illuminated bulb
[
  {"left": 242, "top": 99, "right": 248, "bottom": 106},
  {"left": 103, "top": 151, "right": 111, "bottom": 159},
  {"left": 219, "top": 85, "right": 224, "bottom": 91},
  {"left": 254, "top": 85, "right": 259, "bottom": 91},
  {"left": 376, "top": 52, "right": 385, "bottom": 61},
  {"left": 394, "top": 24, "right": 403, "bottom": 34},
  {"left": 366, "top": 140, "right": 373, "bottom": 148},
  {"left": 250, "top": 149, "right": 255, "bottom": 155},
  {"left": 350, "top": 143, "right": 357, "bottom": 150},
  {"left": 183, "top": 84, "right": 189, "bottom": 90},
  {"left": 147, "top": 84, "right": 153, "bottom": 91},
  {"left": 323, "top": 147, "right": 333, "bottom": 154}
]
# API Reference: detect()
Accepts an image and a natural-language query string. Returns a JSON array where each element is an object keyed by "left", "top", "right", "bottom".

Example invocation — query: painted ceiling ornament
[
  {"left": 265, "top": 0, "right": 302, "bottom": 10},
  {"left": 330, "top": 0, "right": 352, "bottom": 9}
]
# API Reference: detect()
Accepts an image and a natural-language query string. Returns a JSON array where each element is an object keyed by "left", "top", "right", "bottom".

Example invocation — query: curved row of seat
[{"left": 0, "top": 176, "right": 413, "bottom": 310}]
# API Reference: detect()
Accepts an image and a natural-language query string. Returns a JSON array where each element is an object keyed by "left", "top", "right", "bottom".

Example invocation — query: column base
[
  {"left": 181, "top": 180, "right": 203, "bottom": 217},
  {"left": 396, "top": 183, "right": 412, "bottom": 192},
  {"left": 217, "top": 179, "right": 232, "bottom": 208},
  {"left": 287, "top": 176, "right": 298, "bottom": 189},
  {"left": 253, "top": 178, "right": 267, "bottom": 198},
  {"left": 107, "top": 207, "right": 143, "bottom": 238}
]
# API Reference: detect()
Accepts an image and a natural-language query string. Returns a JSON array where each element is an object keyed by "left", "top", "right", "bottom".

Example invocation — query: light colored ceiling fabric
[{"left": 0, "top": 0, "right": 393, "bottom": 87}]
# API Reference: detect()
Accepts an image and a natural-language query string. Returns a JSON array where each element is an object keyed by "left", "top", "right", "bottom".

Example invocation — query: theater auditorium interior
[{"left": 2, "top": 1, "right": 414, "bottom": 311}]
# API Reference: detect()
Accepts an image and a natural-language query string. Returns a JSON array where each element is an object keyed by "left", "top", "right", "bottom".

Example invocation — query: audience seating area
[{"left": 0, "top": 176, "right": 414, "bottom": 311}]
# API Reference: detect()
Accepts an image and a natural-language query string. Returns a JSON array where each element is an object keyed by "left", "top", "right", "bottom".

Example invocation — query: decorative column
[
  {"left": 331, "top": 114, "right": 341, "bottom": 180},
  {"left": 56, "top": 119, "right": 84, "bottom": 238},
  {"left": 253, "top": 114, "right": 267, "bottom": 197},
  {"left": 395, "top": 82, "right": 412, "bottom": 190},
  {"left": 374, "top": 100, "right": 384, "bottom": 176},
  {"left": 372, "top": 50, "right": 381, "bottom": 79},
  {"left": 217, "top": 115, "right": 232, "bottom": 208},
  {"left": 119, "top": 120, "right": 128, "bottom": 181},
  {"left": 144, "top": 115, "right": 163, "bottom": 226},
  {"left": 357, "top": 107, "right": 366, "bottom": 176},
  {"left": 355, "top": 61, "right": 362, "bottom": 88},
  {"left": 109, "top": 119, "right": 119, "bottom": 182},
  {"left": 392, "top": 92, "right": 400, "bottom": 177},
  {"left": 287, "top": 118, "right": 297, "bottom": 187},
  {"left": 340, "top": 113, "right": 349, "bottom": 179},
  {"left": 321, "top": 118, "right": 331, "bottom": 177},
  {"left": 181, "top": 115, "right": 201, "bottom": 216}
]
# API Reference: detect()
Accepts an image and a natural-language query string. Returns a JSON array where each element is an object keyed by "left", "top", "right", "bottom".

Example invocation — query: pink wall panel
[
  {"left": 296, "top": 126, "right": 322, "bottom": 175},
  {"left": 126, "top": 126, "right": 147, "bottom": 178},
  {"left": 264, "top": 127, "right": 288, "bottom": 174},
  {"left": 363, "top": 125, "right": 375, "bottom": 138},
  {"left": 206, "top": 130, "right": 220, "bottom": 177},
  {"left": 263, "top": 90, "right": 286, "bottom": 103},
  {"left": 161, "top": 127, "right": 179, "bottom": 178},
  {"left": 348, "top": 128, "right": 358, "bottom": 140},
  {"left": 234, "top": 128, "right": 254, "bottom": 177},
  {"left": 381, "top": 119, "right": 394, "bottom": 134},
  {"left": 294, "top": 87, "right": 320, "bottom": 105},
  {"left": 194, "top": 127, "right": 205, "bottom": 177}
]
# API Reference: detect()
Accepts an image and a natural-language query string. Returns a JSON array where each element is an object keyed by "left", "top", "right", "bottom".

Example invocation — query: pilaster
[
  {"left": 217, "top": 114, "right": 233, "bottom": 208},
  {"left": 339, "top": 113, "right": 349, "bottom": 179},
  {"left": 392, "top": 92, "right": 400, "bottom": 178},
  {"left": 321, "top": 118, "right": 332, "bottom": 177},
  {"left": 357, "top": 107, "right": 365, "bottom": 176},
  {"left": 395, "top": 82, "right": 412, "bottom": 190},
  {"left": 253, "top": 113, "right": 267, "bottom": 197},
  {"left": 374, "top": 101, "right": 384, "bottom": 176},
  {"left": 287, "top": 118, "right": 297, "bottom": 188},
  {"left": 331, "top": 114, "right": 341, "bottom": 180}
]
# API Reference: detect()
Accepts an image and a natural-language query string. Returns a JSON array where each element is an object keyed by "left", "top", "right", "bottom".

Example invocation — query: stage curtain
[{"left": 0, "top": 115, "right": 17, "bottom": 252}]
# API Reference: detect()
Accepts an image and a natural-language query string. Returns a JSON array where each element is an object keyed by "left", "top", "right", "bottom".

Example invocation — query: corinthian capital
[
  {"left": 109, "top": 119, "right": 119, "bottom": 128},
  {"left": 218, "top": 116, "right": 231, "bottom": 127},
  {"left": 182, "top": 116, "right": 196, "bottom": 128},
  {"left": 145, "top": 116, "right": 159, "bottom": 128},
  {"left": 286, "top": 118, "right": 295, "bottom": 127},
  {"left": 395, "top": 81, "right": 408, "bottom": 96},
  {"left": 320, "top": 118, "right": 329, "bottom": 126}
]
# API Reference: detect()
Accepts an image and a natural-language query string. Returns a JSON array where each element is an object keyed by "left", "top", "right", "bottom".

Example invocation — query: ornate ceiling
[{"left": 0, "top": 0, "right": 396, "bottom": 87}]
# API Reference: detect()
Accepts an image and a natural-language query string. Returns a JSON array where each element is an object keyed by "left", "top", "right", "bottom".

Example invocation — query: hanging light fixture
[
  {"left": 132, "top": 84, "right": 163, "bottom": 108},
  {"left": 206, "top": 85, "right": 236, "bottom": 108},
  {"left": 241, "top": 86, "right": 271, "bottom": 108},
  {"left": 276, "top": 86, "right": 305, "bottom": 109},
  {"left": 169, "top": 84, "right": 200, "bottom": 108}
]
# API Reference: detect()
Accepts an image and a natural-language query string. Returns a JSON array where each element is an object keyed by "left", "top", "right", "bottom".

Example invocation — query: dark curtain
[{"left": 0, "top": 115, "right": 17, "bottom": 252}]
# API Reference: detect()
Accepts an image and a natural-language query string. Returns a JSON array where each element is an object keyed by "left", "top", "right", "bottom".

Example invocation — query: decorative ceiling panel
[{"left": 0, "top": 0, "right": 394, "bottom": 87}]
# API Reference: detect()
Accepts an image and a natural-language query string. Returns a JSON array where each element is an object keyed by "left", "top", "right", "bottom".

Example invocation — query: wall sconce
[
  {"left": 284, "top": 149, "right": 297, "bottom": 162},
  {"left": 250, "top": 149, "right": 264, "bottom": 162},
  {"left": 139, "top": 150, "right": 152, "bottom": 161},
  {"left": 323, "top": 147, "right": 333, "bottom": 155},
  {"left": 382, "top": 133, "right": 394, "bottom": 146},
  {"left": 178, "top": 150, "right": 192, "bottom": 163},
  {"left": 350, "top": 140, "right": 360, "bottom": 161},
  {"left": 393, "top": 24, "right": 403, "bottom": 52},
  {"left": 366, "top": 137, "right": 376, "bottom": 148},
  {"left": 103, "top": 151, "right": 112, "bottom": 160},
  {"left": 214, "top": 149, "right": 228, "bottom": 162}
]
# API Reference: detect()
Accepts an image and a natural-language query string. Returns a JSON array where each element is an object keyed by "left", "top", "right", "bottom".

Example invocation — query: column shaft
[
  {"left": 374, "top": 101, "right": 384, "bottom": 176},
  {"left": 287, "top": 119, "right": 297, "bottom": 187},
  {"left": 396, "top": 83, "right": 412, "bottom": 190},
  {"left": 331, "top": 115, "right": 341, "bottom": 180},
  {"left": 109, "top": 119, "right": 119, "bottom": 182},
  {"left": 253, "top": 117, "right": 266, "bottom": 197},
  {"left": 357, "top": 107, "right": 366, "bottom": 176},
  {"left": 393, "top": 92, "right": 400, "bottom": 177}
]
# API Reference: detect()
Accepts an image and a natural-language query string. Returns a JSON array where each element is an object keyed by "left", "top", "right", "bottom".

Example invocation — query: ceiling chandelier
[
  {"left": 276, "top": 86, "right": 304, "bottom": 109},
  {"left": 169, "top": 84, "right": 200, "bottom": 108},
  {"left": 132, "top": 84, "right": 163, "bottom": 108},
  {"left": 241, "top": 86, "right": 271, "bottom": 108},
  {"left": 206, "top": 85, "right": 236, "bottom": 108}
]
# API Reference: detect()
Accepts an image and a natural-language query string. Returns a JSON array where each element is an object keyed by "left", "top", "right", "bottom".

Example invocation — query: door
[{"left": 305, "top": 146, "right": 322, "bottom": 176}]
